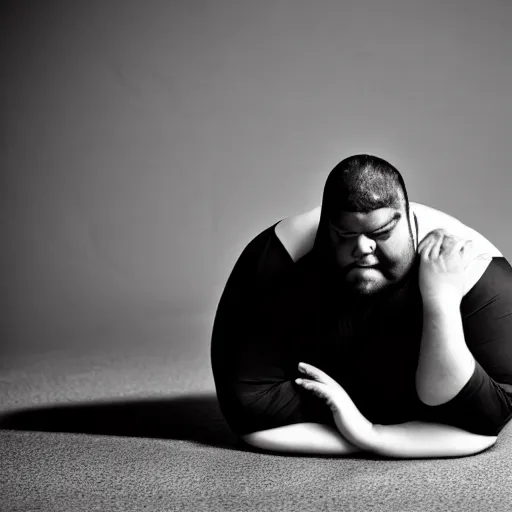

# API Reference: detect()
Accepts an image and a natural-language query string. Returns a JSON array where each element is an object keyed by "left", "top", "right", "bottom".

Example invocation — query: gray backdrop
[{"left": 2, "top": 0, "right": 510, "bottom": 354}]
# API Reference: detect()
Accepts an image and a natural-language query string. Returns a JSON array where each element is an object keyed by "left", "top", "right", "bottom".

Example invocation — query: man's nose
[{"left": 352, "top": 234, "right": 376, "bottom": 258}]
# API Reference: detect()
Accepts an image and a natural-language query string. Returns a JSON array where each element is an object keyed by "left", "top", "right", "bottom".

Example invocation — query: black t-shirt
[{"left": 211, "top": 221, "right": 512, "bottom": 436}]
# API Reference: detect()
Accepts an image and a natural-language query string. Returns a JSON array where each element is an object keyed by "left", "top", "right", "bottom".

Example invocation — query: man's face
[{"left": 328, "top": 206, "right": 417, "bottom": 296}]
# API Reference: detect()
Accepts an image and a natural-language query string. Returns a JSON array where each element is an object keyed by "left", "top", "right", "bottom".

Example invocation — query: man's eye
[{"left": 336, "top": 231, "right": 390, "bottom": 241}]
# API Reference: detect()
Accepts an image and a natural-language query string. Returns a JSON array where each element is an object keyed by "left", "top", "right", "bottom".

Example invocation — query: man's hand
[
  {"left": 295, "top": 362, "right": 376, "bottom": 450},
  {"left": 417, "top": 229, "right": 493, "bottom": 305}
]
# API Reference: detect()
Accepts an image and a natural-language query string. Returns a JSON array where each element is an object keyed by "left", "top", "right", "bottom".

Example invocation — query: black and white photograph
[{"left": 1, "top": 1, "right": 511, "bottom": 511}]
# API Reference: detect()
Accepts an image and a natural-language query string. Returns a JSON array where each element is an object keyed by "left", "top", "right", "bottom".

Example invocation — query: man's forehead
[{"left": 329, "top": 207, "right": 402, "bottom": 233}]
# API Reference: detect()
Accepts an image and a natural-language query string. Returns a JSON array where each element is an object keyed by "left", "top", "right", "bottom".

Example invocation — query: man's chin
[
  {"left": 344, "top": 268, "right": 384, "bottom": 290},
  {"left": 344, "top": 269, "right": 410, "bottom": 297},
  {"left": 346, "top": 280, "right": 387, "bottom": 297}
]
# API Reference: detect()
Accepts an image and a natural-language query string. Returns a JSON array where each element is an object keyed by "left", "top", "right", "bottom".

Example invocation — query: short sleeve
[{"left": 462, "top": 257, "right": 512, "bottom": 388}]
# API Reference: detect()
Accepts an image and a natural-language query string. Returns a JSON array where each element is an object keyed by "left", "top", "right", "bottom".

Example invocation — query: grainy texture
[{"left": 1, "top": 341, "right": 511, "bottom": 512}]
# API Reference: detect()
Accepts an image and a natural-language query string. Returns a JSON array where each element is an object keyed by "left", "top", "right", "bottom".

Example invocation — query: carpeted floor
[{"left": 1, "top": 334, "right": 512, "bottom": 512}]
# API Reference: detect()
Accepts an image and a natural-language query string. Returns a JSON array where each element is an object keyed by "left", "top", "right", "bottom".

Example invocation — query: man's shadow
[
  {"left": 0, "top": 394, "right": 243, "bottom": 451},
  {"left": 0, "top": 396, "right": 413, "bottom": 460}
]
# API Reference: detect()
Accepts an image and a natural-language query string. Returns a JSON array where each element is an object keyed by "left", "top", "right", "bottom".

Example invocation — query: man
[{"left": 211, "top": 154, "right": 512, "bottom": 458}]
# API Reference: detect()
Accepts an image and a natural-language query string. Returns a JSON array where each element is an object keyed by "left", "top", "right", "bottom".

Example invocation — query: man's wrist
[
  {"left": 422, "top": 294, "right": 461, "bottom": 313},
  {"left": 361, "top": 423, "right": 384, "bottom": 454},
  {"left": 338, "top": 419, "right": 380, "bottom": 453}
]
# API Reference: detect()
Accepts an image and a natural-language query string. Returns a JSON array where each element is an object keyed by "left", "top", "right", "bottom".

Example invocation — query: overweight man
[{"left": 211, "top": 154, "right": 512, "bottom": 458}]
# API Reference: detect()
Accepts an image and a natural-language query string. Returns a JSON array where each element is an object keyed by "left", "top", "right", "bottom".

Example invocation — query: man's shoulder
[
  {"left": 275, "top": 207, "right": 320, "bottom": 263},
  {"left": 275, "top": 202, "right": 504, "bottom": 263},
  {"left": 412, "top": 202, "right": 505, "bottom": 297},
  {"left": 463, "top": 256, "right": 512, "bottom": 306},
  {"left": 412, "top": 202, "right": 503, "bottom": 257}
]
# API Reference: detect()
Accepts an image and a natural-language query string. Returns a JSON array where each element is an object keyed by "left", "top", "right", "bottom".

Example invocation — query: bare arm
[
  {"left": 369, "top": 421, "right": 497, "bottom": 459},
  {"left": 243, "top": 418, "right": 497, "bottom": 459},
  {"left": 243, "top": 361, "right": 497, "bottom": 459},
  {"left": 242, "top": 422, "right": 362, "bottom": 456}
]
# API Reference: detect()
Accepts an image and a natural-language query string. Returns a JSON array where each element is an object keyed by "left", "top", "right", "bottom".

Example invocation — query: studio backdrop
[{"left": 2, "top": 0, "right": 510, "bottom": 354}]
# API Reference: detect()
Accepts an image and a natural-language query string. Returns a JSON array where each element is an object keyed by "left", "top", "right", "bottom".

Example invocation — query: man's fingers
[
  {"left": 417, "top": 232, "right": 433, "bottom": 253},
  {"left": 419, "top": 230, "right": 474, "bottom": 259},
  {"left": 295, "top": 378, "right": 338, "bottom": 412},
  {"left": 295, "top": 378, "right": 324, "bottom": 396},
  {"left": 430, "top": 233, "right": 445, "bottom": 260},
  {"left": 298, "top": 362, "right": 333, "bottom": 384},
  {"left": 418, "top": 230, "right": 440, "bottom": 256},
  {"left": 419, "top": 235, "right": 437, "bottom": 260},
  {"left": 298, "top": 362, "right": 320, "bottom": 379}
]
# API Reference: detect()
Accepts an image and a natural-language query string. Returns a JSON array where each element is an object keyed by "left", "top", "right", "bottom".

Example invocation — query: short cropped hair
[{"left": 322, "top": 154, "right": 409, "bottom": 215}]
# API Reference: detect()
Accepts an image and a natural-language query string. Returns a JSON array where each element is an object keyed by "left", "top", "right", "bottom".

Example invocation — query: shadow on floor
[{"left": 0, "top": 393, "right": 243, "bottom": 451}]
